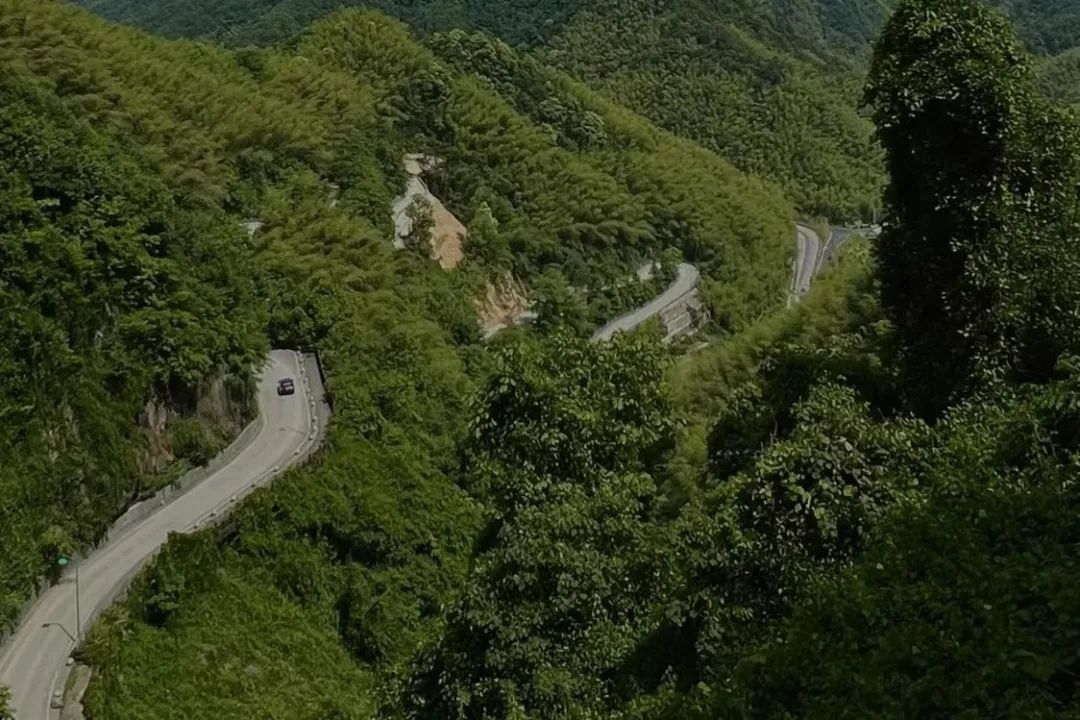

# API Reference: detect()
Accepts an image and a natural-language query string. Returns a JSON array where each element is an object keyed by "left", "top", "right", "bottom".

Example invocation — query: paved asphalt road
[
  {"left": 818, "top": 226, "right": 854, "bottom": 271},
  {"left": 594, "top": 223, "right": 828, "bottom": 340},
  {"left": 794, "top": 224, "right": 822, "bottom": 297},
  {"left": 0, "top": 350, "right": 320, "bottom": 720},
  {"left": 592, "top": 263, "right": 701, "bottom": 341}
]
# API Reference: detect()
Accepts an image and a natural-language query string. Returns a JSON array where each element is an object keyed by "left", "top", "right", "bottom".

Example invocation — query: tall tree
[
  {"left": 531, "top": 268, "right": 590, "bottom": 337},
  {"left": 407, "top": 333, "right": 676, "bottom": 719},
  {"left": 865, "top": 0, "right": 1080, "bottom": 414}
]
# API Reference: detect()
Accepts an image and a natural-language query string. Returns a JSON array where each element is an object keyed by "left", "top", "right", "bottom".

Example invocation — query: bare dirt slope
[{"left": 392, "top": 154, "right": 465, "bottom": 270}]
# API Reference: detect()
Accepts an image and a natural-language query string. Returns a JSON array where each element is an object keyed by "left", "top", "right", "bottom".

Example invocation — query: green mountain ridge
[
  {"left": 75, "top": 0, "right": 897, "bottom": 219},
  {"left": 76, "top": 0, "right": 1080, "bottom": 216},
  {"left": 76, "top": 0, "right": 891, "bottom": 54}
]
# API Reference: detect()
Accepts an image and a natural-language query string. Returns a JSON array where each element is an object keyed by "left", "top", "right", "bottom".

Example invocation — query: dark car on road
[{"left": 277, "top": 378, "right": 296, "bottom": 396}]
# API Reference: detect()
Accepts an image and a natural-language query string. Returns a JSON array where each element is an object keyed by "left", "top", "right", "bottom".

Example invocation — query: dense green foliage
[
  {"left": 77, "top": 0, "right": 889, "bottom": 219},
  {"left": 739, "top": 420, "right": 1080, "bottom": 717},
  {"left": 867, "top": 0, "right": 1080, "bottom": 414},
  {"left": 998, "top": 0, "right": 1080, "bottom": 54},
  {"left": 1039, "top": 47, "right": 1080, "bottom": 105},
  {"left": 9, "top": 1, "right": 1080, "bottom": 718},
  {"left": 0, "top": 12, "right": 264, "bottom": 627},
  {"left": 0, "top": 0, "right": 800, "bottom": 712},
  {"left": 407, "top": 335, "right": 676, "bottom": 718},
  {"left": 539, "top": 0, "right": 884, "bottom": 220}
]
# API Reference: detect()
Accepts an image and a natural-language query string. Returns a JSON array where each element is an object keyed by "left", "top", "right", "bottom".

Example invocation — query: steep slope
[
  {"left": 79, "top": 0, "right": 1080, "bottom": 216},
  {"left": 1039, "top": 46, "right": 1080, "bottom": 104},
  {"left": 296, "top": 13, "right": 797, "bottom": 329},
  {"left": 0, "top": 1, "right": 481, "bottom": 713},
  {"left": 0, "top": 19, "right": 267, "bottom": 630},
  {"left": 996, "top": 0, "right": 1080, "bottom": 54},
  {"left": 539, "top": 0, "right": 883, "bottom": 219},
  {"left": 0, "top": 0, "right": 455, "bottom": 642}
]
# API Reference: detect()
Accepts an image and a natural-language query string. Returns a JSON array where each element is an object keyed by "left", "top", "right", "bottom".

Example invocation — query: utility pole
[
  {"left": 41, "top": 623, "right": 76, "bottom": 645},
  {"left": 57, "top": 555, "right": 81, "bottom": 641}
]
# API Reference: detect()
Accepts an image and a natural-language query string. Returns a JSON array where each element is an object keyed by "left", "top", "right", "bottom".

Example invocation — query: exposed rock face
[
  {"left": 196, "top": 372, "right": 251, "bottom": 434},
  {"left": 392, "top": 154, "right": 466, "bottom": 270},
  {"left": 137, "top": 370, "right": 253, "bottom": 476},
  {"left": 139, "top": 397, "right": 172, "bottom": 475},
  {"left": 477, "top": 274, "right": 536, "bottom": 339},
  {"left": 428, "top": 200, "right": 466, "bottom": 269},
  {"left": 241, "top": 220, "right": 263, "bottom": 239}
]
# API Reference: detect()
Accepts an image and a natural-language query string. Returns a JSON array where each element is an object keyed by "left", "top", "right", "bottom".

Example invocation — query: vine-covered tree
[{"left": 866, "top": 0, "right": 1080, "bottom": 413}]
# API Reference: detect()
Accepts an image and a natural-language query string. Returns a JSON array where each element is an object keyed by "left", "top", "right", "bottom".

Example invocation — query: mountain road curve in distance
[
  {"left": 0, "top": 349, "right": 321, "bottom": 720},
  {"left": 794, "top": 224, "right": 822, "bottom": 296},
  {"left": 592, "top": 263, "right": 700, "bottom": 342}
]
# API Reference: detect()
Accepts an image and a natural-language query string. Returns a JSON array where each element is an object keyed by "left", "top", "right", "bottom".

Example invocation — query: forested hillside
[
  {"left": 77, "top": 0, "right": 891, "bottom": 219},
  {"left": 0, "top": 0, "right": 792, "bottom": 667},
  {"left": 0, "top": 59, "right": 264, "bottom": 628},
  {"left": 64, "top": 0, "right": 1080, "bottom": 718},
  {"left": 539, "top": 0, "right": 882, "bottom": 219},
  {"left": 78, "top": 0, "right": 1080, "bottom": 217},
  {"left": 1000, "top": 0, "right": 1080, "bottom": 53},
  {"left": 1040, "top": 47, "right": 1080, "bottom": 105},
  {"left": 292, "top": 13, "right": 794, "bottom": 329},
  {"left": 75, "top": 0, "right": 891, "bottom": 53}
]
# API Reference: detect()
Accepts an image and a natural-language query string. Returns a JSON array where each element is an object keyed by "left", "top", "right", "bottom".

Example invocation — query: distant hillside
[
  {"left": 76, "top": 0, "right": 896, "bottom": 219},
  {"left": 73, "top": 0, "right": 1080, "bottom": 66},
  {"left": 75, "top": 0, "right": 891, "bottom": 54},
  {"left": 537, "top": 0, "right": 884, "bottom": 219},
  {"left": 996, "top": 0, "right": 1080, "bottom": 54},
  {"left": 1041, "top": 46, "right": 1080, "bottom": 105}
]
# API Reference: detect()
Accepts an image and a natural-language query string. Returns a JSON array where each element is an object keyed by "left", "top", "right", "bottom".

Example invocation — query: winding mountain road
[
  {"left": 794, "top": 224, "right": 822, "bottom": 297},
  {"left": 0, "top": 350, "right": 324, "bottom": 720},
  {"left": 594, "top": 221, "right": 833, "bottom": 340},
  {"left": 592, "top": 263, "right": 701, "bottom": 341},
  {"left": 818, "top": 225, "right": 862, "bottom": 270}
]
